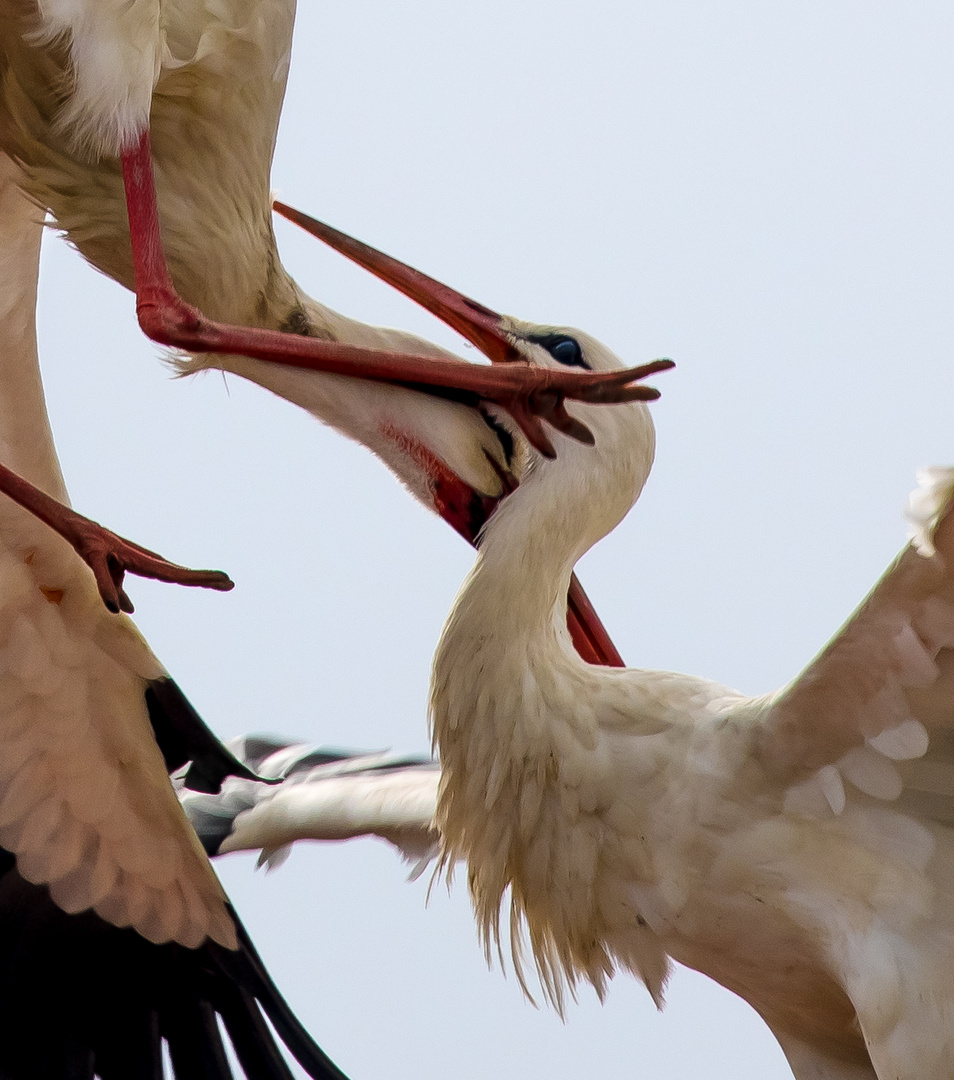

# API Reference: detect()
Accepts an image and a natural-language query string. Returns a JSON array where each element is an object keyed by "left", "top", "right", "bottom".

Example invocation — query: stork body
[
  {"left": 427, "top": 325, "right": 954, "bottom": 1080},
  {"left": 277, "top": 222, "right": 954, "bottom": 1080}
]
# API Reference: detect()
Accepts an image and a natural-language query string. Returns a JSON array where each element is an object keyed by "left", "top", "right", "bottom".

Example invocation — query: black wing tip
[
  {"left": 215, "top": 905, "right": 352, "bottom": 1080},
  {"left": 0, "top": 850, "right": 351, "bottom": 1080},
  {"left": 146, "top": 678, "right": 280, "bottom": 792}
]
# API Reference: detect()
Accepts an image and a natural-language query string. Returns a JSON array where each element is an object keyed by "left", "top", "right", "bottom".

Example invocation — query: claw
[
  {"left": 72, "top": 525, "right": 234, "bottom": 614},
  {"left": 0, "top": 462, "right": 233, "bottom": 614},
  {"left": 467, "top": 359, "right": 672, "bottom": 454},
  {"left": 559, "top": 359, "right": 675, "bottom": 405},
  {"left": 537, "top": 396, "right": 595, "bottom": 448},
  {"left": 87, "top": 550, "right": 132, "bottom": 614},
  {"left": 506, "top": 401, "right": 557, "bottom": 458}
]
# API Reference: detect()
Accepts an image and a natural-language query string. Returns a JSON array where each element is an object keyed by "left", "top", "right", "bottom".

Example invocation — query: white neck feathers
[{"left": 429, "top": 401, "right": 669, "bottom": 1008}]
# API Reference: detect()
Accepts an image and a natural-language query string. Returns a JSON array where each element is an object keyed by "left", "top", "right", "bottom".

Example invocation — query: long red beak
[
  {"left": 274, "top": 201, "right": 628, "bottom": 669},
  {"left": 274, "top": 203, "right": 520, "bottom": 365},
  {"left": 274, "top": 202, "right": 672, "bottom": 458}
]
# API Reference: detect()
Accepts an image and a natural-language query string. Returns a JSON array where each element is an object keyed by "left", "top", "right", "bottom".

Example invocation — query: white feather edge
[
  {"left": 905, "top": 466, "right": 954, "bottom": 558},
  {"left": 33, "top": 0, "right": 163, "bottom": 156}
]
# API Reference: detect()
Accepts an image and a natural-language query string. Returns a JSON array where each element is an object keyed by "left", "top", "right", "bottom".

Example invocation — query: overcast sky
[{"left": 32, "top": 2, "right": 954, "bottom": 1077}]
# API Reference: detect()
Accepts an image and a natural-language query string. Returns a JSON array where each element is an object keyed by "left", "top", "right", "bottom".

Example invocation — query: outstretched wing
[
  {"left": 758, "top": 468, "right": 954, "bottom": 824},
  {"left": 0, "top": 149, "right": 249, "bottom": 951},
  {"left": 179, "top": 737, "right": 440, "bottom": 874}
]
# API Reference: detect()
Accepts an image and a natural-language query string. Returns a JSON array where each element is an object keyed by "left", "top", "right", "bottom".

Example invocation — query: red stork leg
[
  {"left": 120, "top": 133, "right": 670, "bottom": 459},
  {"left": 0, "top": 462, "right": 233, "bottom": 613},
  {"left": 566, "top": 575, "right": 625, "bottom": 667}
]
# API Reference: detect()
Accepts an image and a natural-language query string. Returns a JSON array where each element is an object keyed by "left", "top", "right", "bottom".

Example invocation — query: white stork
[
  {"left": 249, "top": 219, "right": 954, "bottom": 1080},
  {"left": 0, "top": 0, "right": 658, "bottom": 660},
  {"left": 0, "top": 0, "right": 656, "bottom": 477},
  {"left": 0, "top": 147, "right": 357, "bottom": 1079}
]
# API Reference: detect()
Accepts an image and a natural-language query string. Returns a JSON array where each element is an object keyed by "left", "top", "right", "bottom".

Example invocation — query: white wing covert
[
  {"left": 758, "top": 468, "right": 954, "bottom": 826},
  {"left": 0, "top": 523, "right": 236, "bottom": 949}
]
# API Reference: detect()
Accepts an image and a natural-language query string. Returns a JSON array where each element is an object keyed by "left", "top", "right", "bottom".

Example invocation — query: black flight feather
[
  {"left": 145, "top": 678, "right": 278, "bottom": 794},
  {"left": 0, "top": 849, "right": 349, "bottom": 1080}
]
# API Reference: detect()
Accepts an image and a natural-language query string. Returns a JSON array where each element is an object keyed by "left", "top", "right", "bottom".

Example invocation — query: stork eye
[{"left": 527, "top": 333, "right": 589, "bottom": 369}]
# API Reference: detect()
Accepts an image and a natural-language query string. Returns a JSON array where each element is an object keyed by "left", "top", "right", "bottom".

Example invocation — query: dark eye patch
[{"left": 526, "top": 333, "right": 589, "bottom": 369}]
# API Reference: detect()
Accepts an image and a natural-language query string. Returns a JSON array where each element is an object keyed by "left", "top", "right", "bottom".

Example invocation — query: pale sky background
[{"left": 30, "top": 2, "right": 954, "bottom": 1077}]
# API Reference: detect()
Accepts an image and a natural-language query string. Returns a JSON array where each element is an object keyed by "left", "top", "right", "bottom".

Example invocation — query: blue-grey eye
[{"left": 527, "top": 333, "right": 589, "bottom": 369}]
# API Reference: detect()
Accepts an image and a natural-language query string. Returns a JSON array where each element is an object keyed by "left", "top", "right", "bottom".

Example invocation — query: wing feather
[
  {"left": 180, "top": 738, "right": 441, "bottom": 873},
  {"left": 760, "top": 468, "right": 954, "bottom": 828},
  {"left": 0, "top": 147, "right": 237, "bottom": 952},
  {"left": 0, "top": 536, "right": 236, "bottom": 950}
]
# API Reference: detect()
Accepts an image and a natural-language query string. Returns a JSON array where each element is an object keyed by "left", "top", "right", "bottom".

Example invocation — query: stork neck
[
  {"left": 463, "top": 429, "right": 640, "bottom": 640},
  {"left": 471, "top": 496, "right": 581, "bottom": 643},
  {"left": 432, "top": 414, "right": 655, "bottom": 763},
  {"left": 434, "top": 450, "right": 609, "bottom": 754}
]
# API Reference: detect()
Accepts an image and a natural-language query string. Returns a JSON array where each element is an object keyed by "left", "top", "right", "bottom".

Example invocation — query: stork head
[
  {"left": 483, "top": 319, "right": 661, "bottom": 559},
  {"left": 275, "top": 204, "right": 665, "bottom": 537},
  {"left": 275, "top": 204, "right": 667, "bottom": 660}
]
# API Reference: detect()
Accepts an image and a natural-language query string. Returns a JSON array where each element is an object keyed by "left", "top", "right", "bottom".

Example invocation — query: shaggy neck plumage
[
  {"left": 432, "top": 416, "right": 654, "bottom": 772},
  {"left": 429, "top": 412, "right": 665, "bottom": 1009}
]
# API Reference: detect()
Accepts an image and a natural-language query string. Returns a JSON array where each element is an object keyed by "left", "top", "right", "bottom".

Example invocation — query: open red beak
[
  {"left": 274, "top": 201, "right": 629, "bottom": 670},
  {"left": 274, "top": 203, "right": 521, "bottom": 365}
]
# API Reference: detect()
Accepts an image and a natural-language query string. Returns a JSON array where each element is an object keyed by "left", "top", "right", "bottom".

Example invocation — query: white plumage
[
  {"left": 424, "top": 315, "right": 954, "bottom": 1080},
  {"left": 0, "top": 148, "right": 235, "bottom": 950},
  {"left": 178, "top": 737, "right": 439, "bottom": 875},
  {"left": 31, "top": 0, "right": 162, "bottom": 155}
]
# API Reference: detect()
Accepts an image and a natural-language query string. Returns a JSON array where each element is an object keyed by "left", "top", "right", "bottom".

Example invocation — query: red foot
[
  {"left": 136, "top": 276, "right": 671, "bottom": 458},
  {"left": 0, "top": 464, "right": 233, "bottom": 614},
  {"left": 492, "top": 358, "right": 673, "bottom": 457},
  {"left": 121, "top": 134, "right": 670, "bottom": 458},
  {"left": 65, "top": 519, "right": 234, "bottom": 614}
]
